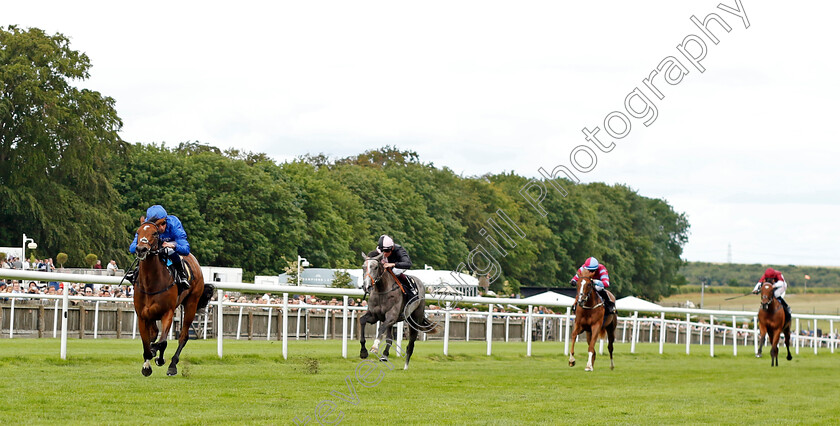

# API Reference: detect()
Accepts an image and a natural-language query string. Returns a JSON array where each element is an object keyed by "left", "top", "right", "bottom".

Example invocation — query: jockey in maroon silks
[
  {"left": 752, "top": 267, "right": 790, "bottom": 315},
  {"left": 570, "top": 257, "right": 615, "bottom": 313}
]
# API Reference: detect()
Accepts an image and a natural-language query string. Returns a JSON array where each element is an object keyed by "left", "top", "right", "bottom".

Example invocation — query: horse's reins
[
  {"left": 133, "top": 226, "right": 177, "bottom": 296},
  {"left": 578, "top": 279, "right": 604, "bottom": 310}
]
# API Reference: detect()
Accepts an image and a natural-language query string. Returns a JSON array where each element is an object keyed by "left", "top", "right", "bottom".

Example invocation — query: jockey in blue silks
[{"left": 128, "top": 205, "right": 192, "bottom": 290}]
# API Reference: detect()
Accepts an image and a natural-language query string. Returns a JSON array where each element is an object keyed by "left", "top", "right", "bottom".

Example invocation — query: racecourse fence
[{"left": 1, "top": 269, "right": 838, "bottom": 360}]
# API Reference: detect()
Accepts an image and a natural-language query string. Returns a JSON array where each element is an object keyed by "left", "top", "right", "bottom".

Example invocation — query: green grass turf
[{"left": 0, "top": 338, "right": 837, "bottom": 425}]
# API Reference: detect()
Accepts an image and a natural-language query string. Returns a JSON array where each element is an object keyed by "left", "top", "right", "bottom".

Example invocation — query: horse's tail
[
  {"left": 423, "top": 317, "right": 442, "bottom": 334},
  {"left": 198, "top": 283, "right": 215, "bottom": 311}
]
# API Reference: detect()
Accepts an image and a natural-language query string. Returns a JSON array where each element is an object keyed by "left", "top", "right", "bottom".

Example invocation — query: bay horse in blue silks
[{"left": 132, "top": 219, "right": 213, "bottom": 376}]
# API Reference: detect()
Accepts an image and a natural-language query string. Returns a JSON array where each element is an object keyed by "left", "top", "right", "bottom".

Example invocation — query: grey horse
[{"left": 358, "top": 252, "right": 440, "bottom": 369}]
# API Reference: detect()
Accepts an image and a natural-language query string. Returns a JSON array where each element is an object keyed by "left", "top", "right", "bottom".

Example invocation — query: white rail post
[
  {"left": 266, "top": 308, "right": 273, "bottom": 341},
  {"left": 814, "top": 318, "right": 819, "bottom": 354},
  {"left": 831, "top": 320, "right": 835, "bottom": 354},
  {"left": 9, "top": 298, "right": 15, "bottom": 338},
  {"left": 466, "top": 314, "right": 470, "bottom": 342},
  {"left": 203, "top": 309, "right": 209, "bottom": 340},
  {"left": 350, "top": 310, "right": 356, "bottom": 341},
  {"left": 53, "top": 300, "right": 60, "bottom": 338},
  {"left": 396, "top": 321, "right": 403, "bottom": 357},
  {"left": 217, "top": 289, "right": 224, "bottom": 358},
  {"left": 630, "top": 312, "right": 638, "bottom": 354},
  {"left": 282, "top": 293, "right": 288, "bottom": 360},
  {"left": 732, "top": 315, "right": 737, "bottom": 356},
  {"left": 709, "top": 315, "right": 715, "bottom": 357},
  {"left": 236, "top": 306, "right": 244, "bottom": 340},
  {"left": 599, "top": 337, "right": 604, "bottom": 355},
  {"left": 558, "top": 316, "right": 564, "bottom": 342},
  {"left": 296, "top": 308, "right": 303, "bottom": 340},
  {"left": 60, "top": 283, "right": 70, "bottom": 360},
  {"left": 527, "top": 305, "right": 533, "bottom": 357},
  {"left": 323, "top": 310, "right": 329, "bottom": 340},
  {"left": 795, "top": 318, "right": 800, "bottom": 355},
  {"left": 486, "top": 304, "right": 493, "bottom": 356},
  {"left": 564, "top": 307, "right": 571, "bottom": 356},
  {"left": 505, "top": 316, "right": 510, "bottom": 342},
  {"left": 132, "top": 311, "right": 137, "bottom": 339},
  {"left": 659, "top": 312, "right": 666, "bottom": 354},
  {"left": 443, "top": 305, "right": 451, "bottom": 356},
  {"left": 753, "top": 315, "right": 758, "bottom": 355},
  {"left": 649, "top": 318, "right": 654, "bottom": 343},
  {"left": 94, "top": 301, "right": 100, "bottom": 339},
  {"left": 342, "top": 297, "right": 349, "bottom": 358},
  {"left": 622, "top": 319, "right": 628, "bottom": 343},
  {"left": 542, "top": 316, "right": 547, "bottom": 342},
  {"left": 685, "top": 313, "right": 691, "bottom": 355}
]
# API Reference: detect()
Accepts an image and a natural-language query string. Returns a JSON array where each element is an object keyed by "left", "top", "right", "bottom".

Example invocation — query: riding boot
[
  {"left": 168, "top": 251, "right": 190, "bottom": 291},
  {"left": 779, "top": 297, "right": 791, "bottom": 316},
  {"left": 598, "top": 289, "right": 615, "bottom": 313},
  {"left": 571, "top": 303, "right": 577, "bottom": 314},
  {"left": 400, "top": 275, "right": 421, "bottom": 315}
]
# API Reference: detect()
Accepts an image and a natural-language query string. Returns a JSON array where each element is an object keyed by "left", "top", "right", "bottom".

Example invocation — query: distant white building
[
  {"left": 276, "top": 267, "right": 481, "bottom": 296},
  {"left": 201, "top": 266, "right": 242, "bottom": 283}
]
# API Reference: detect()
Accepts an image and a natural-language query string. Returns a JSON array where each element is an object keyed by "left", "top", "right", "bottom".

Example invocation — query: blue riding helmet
[
  {"left": 584, "top": 257, "right": 599, "bottom": 270},
  {"left": 146, "top": 205, "right": 167, "bottom": 222}
]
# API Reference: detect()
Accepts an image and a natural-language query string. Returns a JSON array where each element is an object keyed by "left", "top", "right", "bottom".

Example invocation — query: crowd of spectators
[{"left": 0, "top": 256, "right": 56, "bottom": 271}]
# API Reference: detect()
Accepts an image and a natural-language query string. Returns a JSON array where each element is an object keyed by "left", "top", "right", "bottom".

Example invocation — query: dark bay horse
[
  {"left": 358, "top": 252, "right": 439, "bottom": 370},
  {"left": 569, "top": 275, "right": 617, "bottom": 371},
  {"left": 133, "top": 219, "right": 213, "bottom": 376},
  {"left": 756, "top": 282, "right": 792, "bottom": 366}
]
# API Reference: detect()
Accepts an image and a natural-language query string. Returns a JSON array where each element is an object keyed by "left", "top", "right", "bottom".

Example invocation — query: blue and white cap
[{"left": 583, "top": 257, "right": 599, "bottom": 270}]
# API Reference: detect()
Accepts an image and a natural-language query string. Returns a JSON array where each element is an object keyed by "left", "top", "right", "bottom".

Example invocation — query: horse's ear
[
  {"left": 155, "top": 218, "right": 166, "bottom": 227},
  {"left": 361, "top": 251, "right": 368, "bottom": 260}
]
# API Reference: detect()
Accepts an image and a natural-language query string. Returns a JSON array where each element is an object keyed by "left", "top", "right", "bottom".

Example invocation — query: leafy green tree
[
  {"left": 56, "top": 252, "right": 68, "bottom": 268},
  {"left": 0, "top": 26, "right": 130, "bottom": 266},
  {"left": 84, "top": 253, "right": 97, "bottom": 268},
  {"left": 330, "top": 270, "right": 354, "bottom": 289}
]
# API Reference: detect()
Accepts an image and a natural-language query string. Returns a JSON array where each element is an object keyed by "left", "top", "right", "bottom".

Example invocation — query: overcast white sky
[{"left": 6, "top": 1, "right": 839, "bottom": 269}]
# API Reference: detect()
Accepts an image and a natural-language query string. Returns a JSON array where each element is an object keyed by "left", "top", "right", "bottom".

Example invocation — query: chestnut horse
[
  {"left": 569, "top": 275, "right": 617, "bottom": 371},
  {"left": 756, "top": 282, "right": 792, "bottom": 366},
  {"left": 133, "top": 219, "right": 213, "bottom": 376}
]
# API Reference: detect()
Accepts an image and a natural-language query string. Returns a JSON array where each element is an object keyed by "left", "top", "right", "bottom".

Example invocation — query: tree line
[
  {"left": 678, "top": 262, "right": 840, "bottom": 289},
  {"left": 0, "top": 26, "right": 690, "bottom": 300}
]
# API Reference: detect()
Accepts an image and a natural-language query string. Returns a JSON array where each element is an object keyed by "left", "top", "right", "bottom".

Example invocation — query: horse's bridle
[
  {"left": 577, "top": 277, "right": 604, "bottom": 310},
  {"left": 760, "top": 282, "right": 778, "bottom": 313},
  {"left": 135, "top": 221, "right": 162, "bottom": 261}
]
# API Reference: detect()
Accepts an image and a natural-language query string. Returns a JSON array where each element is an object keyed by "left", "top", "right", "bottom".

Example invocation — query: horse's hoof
[
  {"left": 584, "top": 367, "right": 593, "bottom": 372},
  {"left": 569, "top": 361, "right": 575, "bottom": 367},
  {"left": 379, "top": 356, "right": 389, "bottom": 362},
  {"left": 360, "top": 350, "right": 368, "bottom": 359},
  {"left": 155, "top": 358, "right": 165, "bottom": 367},
  {"left": 610, "top": 366, "right": 614, "bottom": 371},
  {"left": 787, "top": 355, "right": 792, "bottom": 361},
  {"left": 142, "top": 366, "right": 152, "bottom": 377},
  {"left": 755, "top": 354, "right": 762, "bottom": 358},
  {"left": 167, "top": 367, "right": 177, "bottom": 376}
]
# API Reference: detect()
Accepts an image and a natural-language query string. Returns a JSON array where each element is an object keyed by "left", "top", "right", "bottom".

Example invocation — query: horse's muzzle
[{"left": 136, "top": 246, "right": 149, "bottom": 261}]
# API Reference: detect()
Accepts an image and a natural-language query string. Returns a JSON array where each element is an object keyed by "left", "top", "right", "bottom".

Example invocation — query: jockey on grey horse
[{"left": 377, "top": 234, "right": 421, "bottom": 315}]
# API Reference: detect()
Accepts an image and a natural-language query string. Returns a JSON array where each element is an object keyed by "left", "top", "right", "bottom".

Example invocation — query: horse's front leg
[
  {"left": 585, "top": 324, "right": 602, "bottom": 372},
  {"left": 167, "top": 292, "right": 200, "bottom": 376},
  {"left": 359, "top": 312, "right": 371, "bottom": 359},
  {"left": 756, "top": 326, "right": 766, "bottom": 358},
  {"left": 372, "top": 311, "right": 398, "bottom": 356},
  {"left": 770, "top": 329, "right": 782, "bottom": 367},
  {"left": 152, "top": 309, "right": 175, "bottom": 367},
  {"left": 569, "top": 322, "right": 581, "bottom": 367},
  {"left": 137, "top": 318, "right": 154, "bottom": 377}
]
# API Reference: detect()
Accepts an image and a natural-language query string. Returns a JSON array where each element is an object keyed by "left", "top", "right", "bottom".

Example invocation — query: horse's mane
[{"left": 366, "top": 250, "right": 380, "bottom": 258}]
